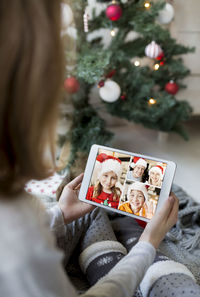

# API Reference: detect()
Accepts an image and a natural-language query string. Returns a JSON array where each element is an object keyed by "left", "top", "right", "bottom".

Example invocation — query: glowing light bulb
[
  {"left": 144, "top": 1, "right": 151, "bottom": 9},
  {"left": 154, "top": 63, "right": 160, "bottom": 70},
  {"left": 134, "top": 60, "right": 140, "bottom": 67},
  {"left": 110, "top": 29, "right": 116, "bottom": 37},
  {"left": 149, "top": 98, "right": 156, "bottom": 105}
]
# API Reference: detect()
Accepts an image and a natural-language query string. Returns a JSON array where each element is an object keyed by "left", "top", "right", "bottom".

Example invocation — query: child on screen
[{"left": 86, "top": 153, "right": 122, "bottom": 209}]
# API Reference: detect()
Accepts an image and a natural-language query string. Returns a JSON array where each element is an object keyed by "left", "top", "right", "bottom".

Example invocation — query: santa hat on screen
[
  {"left": 131, "top": 157, "right": 147, "bottom": 169},
  {"left": 127, "top": 182, "right": 148, "bottom": 201},
  {"left": 149, "top": 165, "right": 164, "bottom": 177},
  {"left": 96, "top": 153, "right": 122, "bottom": 179}
]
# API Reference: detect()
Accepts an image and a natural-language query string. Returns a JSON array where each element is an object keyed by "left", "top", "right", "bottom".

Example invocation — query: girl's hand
[
  {"left": 139, "top": 193, "right": 179, "bottom": 249},
  {"left": 58, "top": 173, "right": 95, "bottom": 224}
]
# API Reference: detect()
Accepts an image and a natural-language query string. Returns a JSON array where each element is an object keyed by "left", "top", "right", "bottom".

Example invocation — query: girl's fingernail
[{"left": 169, "top": 195, "right": 174, "bottom": 203}]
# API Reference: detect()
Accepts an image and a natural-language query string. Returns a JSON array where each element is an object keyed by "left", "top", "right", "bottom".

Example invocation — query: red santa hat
[
  {"left": 96, "top": 153, "right": 122, "bottom": 179},
  {"left": 131, "top": 157, "right": 147, "bottom": 169},
  {"left": 127, "top": 182, "right": 148, "bottom": 201},
  {"left": 149, "top": 165, "right": 164, "bottom": 177}
]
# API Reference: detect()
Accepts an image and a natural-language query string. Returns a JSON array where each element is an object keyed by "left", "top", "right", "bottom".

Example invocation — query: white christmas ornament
[
  {"left": 145, "top": 41, "right": 162, "bottom": 59},
  {"left": 61, "top": 3, "right": 73, "bottom": 28},
  {"left": 157, "top": 3, "right": 174, "bottom": 25},
  {"left": 99, "top": 80, "right": 121, "bottom": 103}
]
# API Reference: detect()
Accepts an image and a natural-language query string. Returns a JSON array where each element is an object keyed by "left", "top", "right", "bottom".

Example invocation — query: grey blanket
[
  {"left": 39, "top": 184, "right": 200, "bottom": 287},
  {"left": 159, "top": 184, "right": 200, "bottom": 284}
]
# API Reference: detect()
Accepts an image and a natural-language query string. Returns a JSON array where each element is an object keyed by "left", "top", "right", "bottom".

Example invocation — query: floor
[{"left": 105, "top": 116, "right": 200, "bottom": 203}]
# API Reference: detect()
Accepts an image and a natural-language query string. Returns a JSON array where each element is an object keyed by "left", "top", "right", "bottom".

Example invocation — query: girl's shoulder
[{"left": 0, "top": 193, "right": 55, "bottom": 269}]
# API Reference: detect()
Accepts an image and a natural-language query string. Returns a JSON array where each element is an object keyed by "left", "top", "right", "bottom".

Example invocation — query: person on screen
[
  {"left": 148, "top": 165, "right": 163, "bottom": 187},
  {"left": 86, "top": 153, "right": 122, "bottom": 209},
  {"left": 119, "top": 182, "right": 152, "bottom": 218},
  {"left": 127, "top": 157, "right": 147, "bottom": 182}
]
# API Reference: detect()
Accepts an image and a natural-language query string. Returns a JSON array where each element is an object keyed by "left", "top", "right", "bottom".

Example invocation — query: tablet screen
[{"left": 85, "top": 148, "right": 167, "bottom": 219}]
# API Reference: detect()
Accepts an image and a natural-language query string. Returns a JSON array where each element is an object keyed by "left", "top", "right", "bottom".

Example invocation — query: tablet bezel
[{"left": 78, "top": 144, "right": 176, "bottom": 222}]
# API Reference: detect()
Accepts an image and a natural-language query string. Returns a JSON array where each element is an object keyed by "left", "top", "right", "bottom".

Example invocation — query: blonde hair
[
  {"left": 93, "top": 181, "right": 121, "bottom": 202},
  {"left": 0, "top": 0, "right": 64, "bottom": 196},
  {"left": 148, "top": 175, "right": 162, "bottom": 187}
]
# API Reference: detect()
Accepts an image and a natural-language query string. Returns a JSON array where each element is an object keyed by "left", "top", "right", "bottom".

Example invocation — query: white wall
[{"left": 171, "top": 0, "right": 200, "bottom": 114}]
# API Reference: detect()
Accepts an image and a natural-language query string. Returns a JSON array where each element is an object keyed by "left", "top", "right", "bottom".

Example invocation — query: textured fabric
[
  {"left": 158, "top": 184, "right": 200, "bottom": 284},
  {"left": 41, "top": 182, "right": 200, "bottom": 293},
  {"left": 0, "top": 193, "right": 156, "bottom": 297},
  {"left": 47, "top": 207, "right": 119, "bottom": 267},
  {"left": 85, "top": 251, "right": 125, "bottom": 285},
  {"left": 25, "top": 173, "right": 64, "bottom": 198},
  {"left": 0, "top": 193, "right": 78, "bottom": 297},
  {"left": 110, "top": 212, "right": 198, "bottom": 297},
  {"left": 149, "top": 273, "right": 200, "bottom": 297},
  {"left": 79, "top": 240, "right": 127, "bottom": 273},
  {"left": 81, "top": 241, "right": 156, "bottom": 297},
  {"left": 140, "top": 260, "right": 196, "bottom": 297}
]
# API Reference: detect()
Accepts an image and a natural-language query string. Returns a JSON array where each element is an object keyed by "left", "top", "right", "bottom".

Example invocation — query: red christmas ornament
[
  {"left": 106, "top": 4, "right": 122, "bottom": 21},
  {"left": 156, "top": 52, "right": 165, "bottom": 66},
  {"left": 106, "top": 69, "right": 116, "bottom": 78},
  {"left": 64, "top": 77, "right": 80, "bottom": 93},
  {"left": 98, "top": 80, "right": 105, "bottom": 88},
  {"left": 120, "top": 93, "right": 126, "bottom": 100},
  {"left": 165, "top": 80, "right": 179, "bottom": 95},
  {"left": 156, "top": 52, "right": 164, "bottom": 61}
]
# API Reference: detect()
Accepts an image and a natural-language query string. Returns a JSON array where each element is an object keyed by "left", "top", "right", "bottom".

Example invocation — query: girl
[
  {"left": 86, "top": 153, "right": 121, "bottom": 209},
  {"left": 148, "top": 165, "right": 163, "bottom": 187}
]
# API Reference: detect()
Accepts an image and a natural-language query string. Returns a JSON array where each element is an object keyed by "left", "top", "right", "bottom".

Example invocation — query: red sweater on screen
[{"left": 86, "top": 186, "right": 119, "bottom": 209}]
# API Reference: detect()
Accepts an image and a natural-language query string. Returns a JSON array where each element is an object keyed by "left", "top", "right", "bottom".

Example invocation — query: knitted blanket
[
  {"left": 39, "top": 183, "right": 200, "bottom": 288},
  {"left": 159, "top": 184, "right": 200, "bottom": 285}
]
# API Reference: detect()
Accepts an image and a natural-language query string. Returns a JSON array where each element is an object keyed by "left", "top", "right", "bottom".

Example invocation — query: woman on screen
[
  {"left": 86, "top": 153, "right": 122, "bottom": 209},
  {"left": 148, "top": 165, "right": 163, "bottom": 187}
]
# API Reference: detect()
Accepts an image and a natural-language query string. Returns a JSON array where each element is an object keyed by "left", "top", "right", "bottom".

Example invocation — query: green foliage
[
  {"left": 62, "top": 0, "right": 194, "bottom": 170},
  {"left": 77, "top": 47, "right": 112, "bottom": 83},
  {"left": 69, "top": 80, "right": 113, "bottom": 164}
]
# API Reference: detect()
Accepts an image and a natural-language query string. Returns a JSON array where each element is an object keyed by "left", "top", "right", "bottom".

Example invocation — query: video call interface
[{"left": 86, "top": 149, "right": 167, "bottom": 219}]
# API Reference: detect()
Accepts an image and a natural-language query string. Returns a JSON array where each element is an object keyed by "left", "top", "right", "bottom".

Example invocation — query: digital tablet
[{"left": 78, "top": 144, "right": 176, "bottom": 222}]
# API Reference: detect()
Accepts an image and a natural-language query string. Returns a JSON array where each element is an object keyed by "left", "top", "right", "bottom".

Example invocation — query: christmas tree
[{"left": 59, "top": 0, "right": 194, "bottom": 172}]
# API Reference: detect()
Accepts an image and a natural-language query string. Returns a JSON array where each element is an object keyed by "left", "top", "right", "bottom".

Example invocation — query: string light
[
  {"left": 154, "top": 63, "right": 160, "bottom": 71},
  {"left": 144, "top": 1, "right": 151, "bottom": 9},
  {"left": 134, "top": 60, "right": 140, "bottom": 67},
  {"left": 148, "top": 98, "right": 157, "bottom": 105},
  {"left": 83, "top": 11, "right": 89, "bottom": 33},
  {"left": 110, "top": 29, "right": 116, "bottom": 37}
]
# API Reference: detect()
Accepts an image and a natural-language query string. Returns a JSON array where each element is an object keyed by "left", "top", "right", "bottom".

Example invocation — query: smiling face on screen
[
  {"left": 129, "top": 190, "right": 145, "bottom": 213},
  {"left": 132, "top": 165, "right": 145, "bottom": 178},
  {"left": 99, "top": 171, "right": 117, "bottom": 193},
  {"left": 149, "top": 171, "right": 161, "bottom": 186}
]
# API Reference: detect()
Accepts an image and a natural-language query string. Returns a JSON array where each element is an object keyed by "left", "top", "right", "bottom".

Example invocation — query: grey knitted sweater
[{"left": 0, "top": 192, "right": 157, "bottom": 297}]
